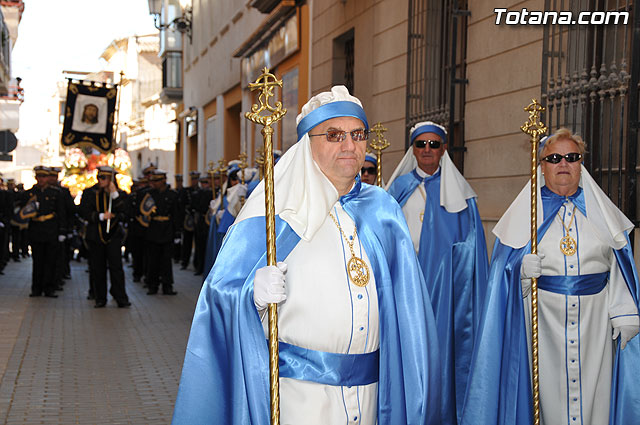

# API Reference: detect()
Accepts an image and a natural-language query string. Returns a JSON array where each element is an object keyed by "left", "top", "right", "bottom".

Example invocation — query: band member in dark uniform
[
  {"left": 128, "top": 176, "right": 148, "bottom": 282},
  {"left": 173, "top": 173, "right": 184, "bottom": 263},
  {"left": 191, "top": 175, "right": 213, "bottom": 276},
  {"left": 48, "top": 166, "right": 75, "bottom": 289},
  {"left": 180, "top": 170, "right": 199, "bottom": 270},
  {"left": 22, "top": 166, "right": 66, "bottom": 298},
  {"left": 142, "top": 169, "right": 180, "bottom": 295},
  {"left": 79, "top": 166, "right": 131, "bottom": 308}
]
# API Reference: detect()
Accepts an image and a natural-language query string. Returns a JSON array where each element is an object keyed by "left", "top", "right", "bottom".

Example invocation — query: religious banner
[{"left": 61, "top": 80, "right": 118, "bottom": 153}]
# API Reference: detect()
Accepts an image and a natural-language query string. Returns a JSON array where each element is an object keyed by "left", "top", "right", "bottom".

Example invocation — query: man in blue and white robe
[
  {"left": 172, "top": 86, "right": 442, "bottom": 425},
  {"left": 386, "top": 121, "right": 488, "bottom": 425}
]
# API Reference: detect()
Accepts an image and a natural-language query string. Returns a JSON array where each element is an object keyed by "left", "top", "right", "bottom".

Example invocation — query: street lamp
[{"left": 148, "top": 0, "right": 193, "bottom": 43}]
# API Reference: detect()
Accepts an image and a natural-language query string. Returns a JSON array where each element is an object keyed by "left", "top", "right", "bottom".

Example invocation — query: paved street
[{"left": 0, "top": 255, "right": 203, "bottom": 424}]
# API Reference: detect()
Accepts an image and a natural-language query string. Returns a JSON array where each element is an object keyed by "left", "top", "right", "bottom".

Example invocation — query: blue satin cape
[
  {"left": 387, "top": 170, "right": 489, "bottom": 425},
  {"left": 172, "top": 181, "right": 442, "bottom": 425},
  {"left": 460, "top": 186, "right": 640, "bottom": 425},
  {"left": 203, "top": 196, "right": 227, "bottom": 279}
]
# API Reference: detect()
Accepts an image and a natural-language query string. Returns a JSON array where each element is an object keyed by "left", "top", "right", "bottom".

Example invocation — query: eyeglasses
[
  {"left": 361, "top": 166, "right": 376, "bottom": 175},
  {"left": 414, "top": 139, "right": 442, "bottom": 149},
  {"left": 541, "top": 152, "right": 582, "bottom": 164},
  {"left": 309, "top": 128, "right": 369, "bottom": 143}
]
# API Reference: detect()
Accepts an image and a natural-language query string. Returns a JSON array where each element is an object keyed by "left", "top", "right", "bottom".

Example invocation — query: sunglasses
[
  {"left": 361, "top": 166, "right": 376, "bottom": 175},
  {"left": 541, "top": 152, "right": 582, "bottom": 164},
  {"left": 97, "top": 175, "right": 111, "bottom": 180},
  {"left": 309, "top": 128, "right": 369, "bottom": 143},
  {"left": 414, "top": 139, "right": 442, "bottom": 149}
]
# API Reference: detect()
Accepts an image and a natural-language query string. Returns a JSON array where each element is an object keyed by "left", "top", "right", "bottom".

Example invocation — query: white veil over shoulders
[
  {"left": 235, "top": 86, "right": 367, "bottom": 242},
  {"left": 493, "top": 165, "right": 633, "bottom": 249}
]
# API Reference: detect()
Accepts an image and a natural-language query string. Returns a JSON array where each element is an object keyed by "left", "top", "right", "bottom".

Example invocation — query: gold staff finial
[
  {"left": 520, "top": 99, "right": 547, "bottom": 144},
  {"left": 245, "top": 67, "right": 287, "bottom": 425},
  {"left": 520, "top": 98, "right": 546, "bottom": 425},
  {"left": 369, "top": 122, "right": 390, "bottom": 187}
]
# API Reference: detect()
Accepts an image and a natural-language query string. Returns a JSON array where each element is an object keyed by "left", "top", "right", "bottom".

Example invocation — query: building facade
[{"left": 151, "top": 0, "right": 640, "bottom": 249}]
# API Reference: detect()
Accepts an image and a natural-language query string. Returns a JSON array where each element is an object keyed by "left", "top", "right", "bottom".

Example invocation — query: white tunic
[
  {"left": 262, "top": 202, "right": 379, "bottom": 425},
  {"left": 523, "top": 198, "right": 639, "bottom": 425},
  {"left": 401, "top": 167, "right": 436, "bottom": 252}
]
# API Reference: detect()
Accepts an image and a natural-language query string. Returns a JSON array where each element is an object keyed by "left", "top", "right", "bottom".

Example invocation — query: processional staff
[
  {"left": 255, "top": 146, "right": 266, "bottom": 180},
  {"left": 520, "top": 98, "right": 547, "bottom": 425},
  {"left": 369, "top": 122, "right": 390, "bottom": 187},
  {"left": 244, "top": 67, "right": 287, "bottom": 425},
  {"left": 215, "top": 159, "right": 228, "bottom": 217},
  {"left": 238, "top": 151, "right": 249, "bottom": 207}
]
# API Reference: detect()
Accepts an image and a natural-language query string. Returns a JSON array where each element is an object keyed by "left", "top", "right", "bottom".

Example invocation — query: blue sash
[
  {"left": 278, "top": 341, "right": 379, "bottom": 387},
  {"left": 538, "top": 272, "right": 609, "bottom": 296}
]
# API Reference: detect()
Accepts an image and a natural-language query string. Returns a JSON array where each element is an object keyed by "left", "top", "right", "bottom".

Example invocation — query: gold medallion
[
  {"left": 420, "top": 212, "right": 424, "bottom": 222},
  {"left": 560, "top": 235, "right": 577, "bottom": 256},
  {"left": 347, "top": 256, "right": 370, "bottom": 287}
]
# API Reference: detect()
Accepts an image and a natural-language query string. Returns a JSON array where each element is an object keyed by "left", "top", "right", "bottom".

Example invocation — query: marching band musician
[
  {"left": 79, "top": 166, "right": 131, "bottom": 308},
  {"left": 22, "top": 166, "right": 66, "bottom": 298},
  {"left": 141, "top": 169, "right": 181, "bottom": 295}
]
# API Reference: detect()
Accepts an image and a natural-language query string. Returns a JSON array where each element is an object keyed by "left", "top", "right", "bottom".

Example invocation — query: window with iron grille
[
  {"left": 406, "top": 0, "right": 469, "bottom": 169},
  {"left": 541, "top": 0, "right": 640, "bottom": 225},
  {"left": 332, "top": 29, "right": 355, "bottom": 94}
]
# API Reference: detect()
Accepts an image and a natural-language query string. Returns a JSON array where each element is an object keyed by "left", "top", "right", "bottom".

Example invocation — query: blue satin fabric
[
  {"left": 410, "top": 124, "right": 447, "bottom": 144},
  {"left": 278, "top": 341, "right": 379, "bottom": 386},
  {"left": 460, "top": 185, "right": 640, "bottom": 425},
  {"left": 203, "top": 196, "right": 227, "bottom": 280},
  {"left": 538, "top": 272, "right": 609, "bottom": 295},
  {"left": 387, "top": 169, "right": 489, "bottom": 425},
  {"left": 172, "top": 181, "right": 442, "bottom": 425},
  {"left": 296, "top": 101, "right": 369, "bottom": 141},
  {"left": 247, "top": 179, "right": 260, "bottom": 197}
]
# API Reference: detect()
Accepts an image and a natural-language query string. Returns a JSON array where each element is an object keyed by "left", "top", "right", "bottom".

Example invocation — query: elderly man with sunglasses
[
  {"left": 172, "top": 86, "right": 442, "bottom": 425},
  {"left": 462, "top": 128, "right": 640, "bottom": 425},
  {"left": 384, "top": 121, "right": 488, "bottom": 424}
]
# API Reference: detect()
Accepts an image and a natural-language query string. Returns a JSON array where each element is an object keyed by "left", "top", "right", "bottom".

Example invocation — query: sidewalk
[{"left": 0, "top": 255, "right": 204, "bottom": 424}]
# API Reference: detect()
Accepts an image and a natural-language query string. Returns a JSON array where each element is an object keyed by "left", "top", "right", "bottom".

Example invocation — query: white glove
[
  {"left": 520, "top": 253, "right": 545, "bottom": 297},
  {"left": 173, "top": 238, "right": 181, "bottom": 244},
  {"left": 13, "top": 206, "right": 19, "bottom": 214},
  {"left": 34, "top": 201, "right": 40, "bottom": 210},
  {"left": 235, "top": 184, "right": 248, "bottom": 199},
  {"left": 253, "top": 262, "right": 287, "bottom": 311},
  {"left": 99, "top": 213, "right": 105, "bottom": 221},
  {"left": 58, "top": 235, "right": 66, "bottom": 242},
  {"left": 613, "top": 325, "right": 639, "bottom": 350},
  {"left": 0, "top": 222, "right": 4, "bottom": 228},
  {"left": 216, "top": 210, "right": 225, "bottom": 222}
]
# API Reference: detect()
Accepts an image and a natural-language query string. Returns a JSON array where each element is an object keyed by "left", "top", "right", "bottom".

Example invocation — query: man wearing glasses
[
  {"left": 463, "top": 128, "right": 640, "bottom": 424},
  {"left": 172, "top": 86, "right": 442, "bottom": 425},
  {"left": 386, "top": 121, "right": 489, "bottom": 424}
]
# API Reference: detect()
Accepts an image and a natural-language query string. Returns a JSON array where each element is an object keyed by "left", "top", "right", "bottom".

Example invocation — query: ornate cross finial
[
  {"left": 369, "top": 122, "right": 390, "bottom": 151},
  {"left": 520, "top": 99, "right": 547, "bottom": 142},
  {"left": 368, "top": 122, "right": 390, "bottom": 187},
  {"left": 217, "top": 159, "right": 228, "bottom": 175},
  {"left": 245, "top": 68, "right": 287, "bottom": 127},
  {"left": 207, "top": 160, "right": 216, "bottom": 176}
]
